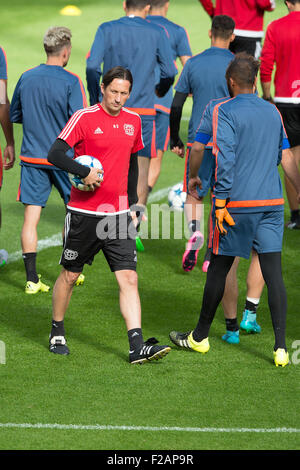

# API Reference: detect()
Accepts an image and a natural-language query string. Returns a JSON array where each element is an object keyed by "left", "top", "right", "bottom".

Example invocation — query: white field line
[
  {"left": 6, "top": 183, "right": 180, "bottom": 265},
  {"left": 7, "top": 233, "right": 63, "bottom": 264},
  {"left": 0, "top": 423, "right": 299, "bottom": 433},
  {"left": 147, "top": 182, "right": 180, "bottom": 203}
]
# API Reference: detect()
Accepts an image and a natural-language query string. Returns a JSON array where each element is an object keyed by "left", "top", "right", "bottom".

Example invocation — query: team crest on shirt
[
  {"left": 64, "top": 249, "right": 79, "bottom": 261},
  {"left": 124, "top": 124, "right": 135, "bottom": 136}
]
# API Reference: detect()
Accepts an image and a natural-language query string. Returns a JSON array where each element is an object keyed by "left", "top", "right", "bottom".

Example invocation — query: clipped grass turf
[{"left": 0, "top": 0, "right": 299, "bottom": 451}]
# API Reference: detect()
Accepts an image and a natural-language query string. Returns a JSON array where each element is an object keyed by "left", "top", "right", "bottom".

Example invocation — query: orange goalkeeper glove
[{"left": 215, "top": 198, "right": 235, "bottom": 235}]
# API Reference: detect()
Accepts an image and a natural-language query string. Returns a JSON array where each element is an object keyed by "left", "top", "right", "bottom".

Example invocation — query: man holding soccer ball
[{"left": 47, "top": 66, "right": 171, "bottom": 364}]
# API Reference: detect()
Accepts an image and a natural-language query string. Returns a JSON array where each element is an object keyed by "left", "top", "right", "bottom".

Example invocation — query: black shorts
[
  {"left": 276, "top": 104, "right": 300, "bottom": 148},
  {"left": 229, "top": 36, "right": 262, "bottom": 59},
  {"left": 60, "top": 211, "right": 137, "bottom": 273}
]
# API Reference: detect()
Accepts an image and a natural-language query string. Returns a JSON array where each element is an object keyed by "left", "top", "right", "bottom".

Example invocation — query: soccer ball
[
  {"left": 68, "top": 155, "right": 103, "bottom": 191},
  {"left": 168, "top": 182, "right": 187, "bottom": 211}
]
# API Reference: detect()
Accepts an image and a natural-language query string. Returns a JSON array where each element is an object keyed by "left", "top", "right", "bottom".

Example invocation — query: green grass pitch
[{"left": 0, "top": 0, "right": 299, "bottom": 451}]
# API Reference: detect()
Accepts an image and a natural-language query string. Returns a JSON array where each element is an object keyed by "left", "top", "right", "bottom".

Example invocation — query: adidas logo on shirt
[{"left": 94, "top": 127, "right": 103, "bottom": 134}]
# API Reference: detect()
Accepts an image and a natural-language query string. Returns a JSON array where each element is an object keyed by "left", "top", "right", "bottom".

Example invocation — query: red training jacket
[
  {"left": 198, "top": 0, "right": 275, "bottom": 38},
  {"left": 260, "top": 11, "right": 300, "bottom": 104}
]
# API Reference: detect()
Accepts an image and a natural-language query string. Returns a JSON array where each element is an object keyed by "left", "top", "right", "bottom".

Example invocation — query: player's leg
[
  {"left": 276, "top": 105, "right": 300, "bottom": 228},
  {"left": 170, "top": 253, "right": 235, "bottom": 351},
  {"left": 184, "top": 212, "right": 252, "bottom": 348},
  {"left": 104, "top": 213, "right": 170, "bottom": 364},
  {"left": 0, "top": 149, "right": 8, "bottom": 267},
  {"left": 52, "top": 269, "right": 81, "bottom": 321},
  {"left": 49, "top": 268, "right": 81, "bottom": 355},
  {"left": 258, "top": 252, "right": 288, "bottom": 366},
  {"left": 21, "top": 204, "right": 51, "bottom": 293},
  {"left": 284, "top": 145, "right": 300, "bottom": 229},
  {"left": 114, "top": 269, "right": 170, "bottom": 364},
  {"left": 221, "top": 257, "right": 240, "bottom": 344},
  {"left": 182, "top": 145, "right": 212, "bottom": 272},
  {"left": 51, "top": 169, "right": 84, "bottom": 287},
  {"left": 135, "top": 118, "right": 156, "bottom": 251},
  {"left": 49, "top": 212, "right": 101, "bottom": 355},
  {"left": 202, "top": 193, "right": 213, "bottom": 273},
  {"left": 254, "top": 210, "right": 289, "bottom": 366},
  {"left": 114, "top": 269, "right": 141, "bottom": 331},
  {"left": 148, "top": 148, "right": 164, "bottom": 192},
  {"left": 137, "top": 117, "right": 156, "bottom": 206},
  {"left": 148, "top": 111, "right": 169, "bottom": 192},
  {"left": 240, "top": 250, "right": 265, "bottom": 334},
  {"left": 170, "top": 211, "right": 256, "bottom": 353},
  {"left": 19, "top": 166, "right": 51, "bottom": 292},
  {"left": 182, "top": 193, "right": 204, "bottom": 271},
  {"left": 137, "top": 156, "right": 151, "bottom": 207}
]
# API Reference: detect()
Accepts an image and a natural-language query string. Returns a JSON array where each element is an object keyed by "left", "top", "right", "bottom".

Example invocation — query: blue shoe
[
  {"left": 240, "top": 310, "right": 261, "bottom": 334},
  {"left": 222, "top": 330, "right": 240, "bottom": 344}
]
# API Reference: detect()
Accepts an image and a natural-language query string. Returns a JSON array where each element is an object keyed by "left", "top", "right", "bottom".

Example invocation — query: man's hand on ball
[{"left": 83, "top": 167, "right": 104, "bottom": 190}]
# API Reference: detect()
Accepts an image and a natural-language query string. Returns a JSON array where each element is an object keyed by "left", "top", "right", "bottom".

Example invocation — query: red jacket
[
  {"left": 199, "top": 0, "right": 275, "bottom": 37},
  {"left": 260, "top": 11, "right": 300, "bottom": 104}
]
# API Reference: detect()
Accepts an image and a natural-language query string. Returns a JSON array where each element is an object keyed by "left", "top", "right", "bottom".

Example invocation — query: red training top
[
  {"left": 58, "top": 104, "right": 144, "bottom": 215},
  {"left": 260, "top": 11, "right": 300, "bottom": 104},
  {"left": 198, "top": 0, "right": 275, "bottom": 38}
]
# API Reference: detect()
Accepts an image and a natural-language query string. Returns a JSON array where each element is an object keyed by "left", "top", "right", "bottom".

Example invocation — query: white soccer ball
[
  {"left": 68, "top": 155, "right": 103, "bottom": 191},
  {"left": 168, "top": 182, "right": 187, "bottom": 211}
]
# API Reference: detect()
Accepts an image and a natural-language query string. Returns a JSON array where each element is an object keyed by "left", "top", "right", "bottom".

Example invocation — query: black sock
[
  {"left": 258, "top": 252, "right": 287, "bottom": 351},
  {"left": 291, "top": 209, "right": 299, "bottom": 222},
  {"left": 134, "top": 205, "right": 145, "bottom": 232},
  {"left": 225, "top": 318, "right": 239, "bottom": 332},
  {"left": 148, "top": 185, "right": 153, "bottom": 194},
  {"left": 245, "top": 299, "right": 258, "bottom": 313},
  {"left": 192, "top": 318, "right": 211, "bottom": 342},
  {"left": 22, "top": 252, "right": 39, "bottom": 283},
  {"left": 193, "top": 254, "right": 235, "bottom": 342},
  {"left": 188, "top": 219, "right": 201, "bottom": 236},
  {"left": 128, "top": 328, "right": 144, "bottom": 351},
  {"left": 204, "top": 247, "right": 211, "bottom": 262},
  {"left": 51, "top": 320, "right": 65, "bottom": 338}
]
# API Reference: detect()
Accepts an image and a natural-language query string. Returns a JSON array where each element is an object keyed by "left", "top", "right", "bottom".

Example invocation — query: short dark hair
[
  {"left": 125, "top": 0, "right": 150, "bottom": 10},
  {"left": 225, "top": 53, "right": 260, "bottom": 88},
  {"left": 150, "top": 0, "right": 169, "bottom": 7},
  {"left": 211, "top": 15, "right": 235, "bottom": 40},
  {"left": 285, "top": 0, "right": 300, "bottom": 4},
  {"left": 102, "top": 67, "right": 133, "bottom": 92}
]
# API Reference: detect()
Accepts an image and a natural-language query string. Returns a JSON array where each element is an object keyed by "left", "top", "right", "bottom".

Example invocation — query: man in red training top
[
  {"left": 260, "top": 0, "right": 300, "bottom": 229},
  {"left": 198, "top": 0, "right": 275, "bottom": 58},
  {"left": 47, "top": 66, "right": 171, "bottom": 365}
]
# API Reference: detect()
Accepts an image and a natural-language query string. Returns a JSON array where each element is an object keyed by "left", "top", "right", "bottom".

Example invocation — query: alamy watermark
[
  {"left": 94, "top": 200, "right": 204, "bottom": 242},
  {"left": 0, "top": 340, "right": 5, "bottom": 365},
  {"left": 291, "top": 340, "right": 300, "bottom": 365}
]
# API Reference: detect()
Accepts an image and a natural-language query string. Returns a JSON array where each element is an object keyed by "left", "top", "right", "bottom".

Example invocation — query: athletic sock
[
  {"left": 225, "top": 318, "right": 239, "bottom": 332},
  {"left": 188, "top": 219, "right": 201, "bottom": 236},
  {"left": 245, "top": 298, "right": 259, "bottom": 314},
  {"left": 134, "top": 205, "right": 145, "bottom": 232},
  {"left": 22, "top": 252, "right": 39, "bottom": 283},
  {"left": 204, "top": 247, "right": 211, "bottom": 262},
  {"left": 128, "top": 328, "right": 144, "bottom": 351},
  {"left": 193, "top": 254, "right": 235, "bottom": 342},
  {"left": 51, "top": 320, "right": 65, "bottom": 338},
  {"left": 148, "top": 185, "right": 153, "bottom": 194},
  {"left": 290, "top": 209, "right": 299, "bottom": 222},
  {"left": 192, "top": 318, "right": 211, "bottom": 343}
]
